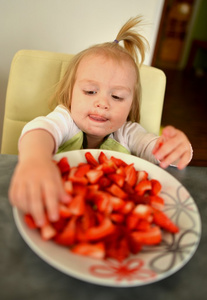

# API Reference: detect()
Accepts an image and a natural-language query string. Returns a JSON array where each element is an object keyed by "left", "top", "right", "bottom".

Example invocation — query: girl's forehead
[{"left": 76, "top": 53, "right": 137, "bottom": 80}]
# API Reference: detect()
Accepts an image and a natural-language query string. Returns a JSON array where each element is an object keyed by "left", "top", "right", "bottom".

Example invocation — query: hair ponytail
[{"left": 114, "top": 16, "right": 149, "bottom": 65}]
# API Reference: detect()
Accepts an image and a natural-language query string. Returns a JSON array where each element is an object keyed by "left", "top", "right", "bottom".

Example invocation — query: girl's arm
[{"left": 9, "top": 130, "right": 70, "bottom": 226}]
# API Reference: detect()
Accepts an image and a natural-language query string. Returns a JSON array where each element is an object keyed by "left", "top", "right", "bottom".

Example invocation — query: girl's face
[{"left": 70, "top": 54, "right": 136, "bottom": 144}]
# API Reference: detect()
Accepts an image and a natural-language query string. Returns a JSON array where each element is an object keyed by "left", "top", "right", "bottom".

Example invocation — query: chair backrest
[{"left": 1, "top": 49, "right": 166, "bottom": 154}]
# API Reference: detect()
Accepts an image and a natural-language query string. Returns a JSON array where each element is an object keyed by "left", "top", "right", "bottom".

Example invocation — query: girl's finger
[{"left": 28, "top": 185, "right": 46, "bottom": 227}]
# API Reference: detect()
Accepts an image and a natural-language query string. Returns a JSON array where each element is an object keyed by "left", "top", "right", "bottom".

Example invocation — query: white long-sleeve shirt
[{"left": 20, "top": 105, "right": 159, "bottom": 164}]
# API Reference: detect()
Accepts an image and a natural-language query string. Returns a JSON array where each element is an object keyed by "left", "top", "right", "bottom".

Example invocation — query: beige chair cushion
[{"left": 1, "top": 49, "right": 166, "bottom": 154}]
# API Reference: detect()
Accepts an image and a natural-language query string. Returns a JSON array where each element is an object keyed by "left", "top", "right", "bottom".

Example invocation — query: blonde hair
[{"left": 52, "top": 16, "right": 149, "bottom": 123}]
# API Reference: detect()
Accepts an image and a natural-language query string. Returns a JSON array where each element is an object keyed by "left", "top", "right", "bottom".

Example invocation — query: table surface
[{"left": 0, "top": 154, "right": 207, "bottom": 300}]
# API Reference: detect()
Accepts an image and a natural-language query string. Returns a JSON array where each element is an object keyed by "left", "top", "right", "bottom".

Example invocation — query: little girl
[{"left": 9, "top": 16, "right": 192, "bottom": 226}]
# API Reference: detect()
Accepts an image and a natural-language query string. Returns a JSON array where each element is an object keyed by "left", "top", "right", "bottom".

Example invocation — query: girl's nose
[{"left": 94, "top": 97, "right": 109, "bottom": 110}]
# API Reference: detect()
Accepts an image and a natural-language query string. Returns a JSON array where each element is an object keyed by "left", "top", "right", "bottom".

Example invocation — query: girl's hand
[
  {"left": 9, "top": 157, "right": 71, "bottom": 227},
  {"left": 153, "top": 126, "right": 193, "bottom": 169}
]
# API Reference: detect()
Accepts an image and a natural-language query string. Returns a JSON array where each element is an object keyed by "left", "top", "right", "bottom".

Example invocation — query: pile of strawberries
[{"left": 24, "top": 151, "right": 179, "bottom": 261}]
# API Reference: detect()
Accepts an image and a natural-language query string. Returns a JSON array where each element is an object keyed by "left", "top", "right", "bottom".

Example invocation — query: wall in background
[{"left": 0, "top": 0, "right": 164, "bottom": 150}]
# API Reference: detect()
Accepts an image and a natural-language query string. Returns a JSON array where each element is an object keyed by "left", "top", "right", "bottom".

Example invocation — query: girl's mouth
[{"left": 89, "top": 114, "right": 108, "bottom": 122}]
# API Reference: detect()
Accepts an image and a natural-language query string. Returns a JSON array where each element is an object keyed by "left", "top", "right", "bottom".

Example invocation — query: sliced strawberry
[
  {"left": 130, "top": 226, "right": 162, "bottom": 245},
  {"left": 110, "top": 213, "right": 125, "bottom": 224},
  {"left": 126, "top": 213, "right": 139, "bottom": 230},
  {"left": 75, "top": 163, "right": 91, "bottom": 177},
  {"left": 64, "top": 180, "right": 73, "bottom": 195},
  {"left": 110, "top": 196, "right": 125, "bottom": 211},
  {"left": 59, "top": 203, "right": 72, "bottom": 218},
  {"left": 85, "top": 152, "right": 99, "bottom": 167},
  {"left": 85, "top": 218, "right": 115, "bottom": 241},
  {"left": 136, "top": 170, "right": 148, "bottom": 183},
  {"left": 86, "top": 169, "right": 104, "bottom": 184},
  {"left": 57, "top": 157, "right": 70, "bottom": 175},
  {"left": 54, "top": 216, "right": 77, "bottom": 246},
  {"left": 40, "top": 222, "right": 57, "bottom": 240},
  {"left": 133, "top": 204, "right": 153, "bottom": 221},
  {"left": 67, "top": 194, "right": 85, "bottom": 216},
  {"left": 98, "top": 160, "right": 117, "bottom": 174},
  {"left": 135, "top": 179, "right": 152, "bottom": 196},
  {"left": 108, "top": 173, "right": 125, "bottom": 187},
  {"left": 136, "top": 219, "right": 151, "bottom": 231},
  {"left": 150, "top": 179, "right": 162, "bottom": 195},
  {"left": 107, "top": 183, "right": 128, "bottom": 199},
  {"left": 95, "top": 191, "right": 112, "bottom": 214},
  {"left": 24, "top": 214, "right": 37, "bottom": 229},
  {"left": 98, "top": 176, "right": 111, "bottom": 188},
  {"left": 128, "top": 238, "right": 142, "bottom": 255},
  {"left": 119, "top": 201, "right": 135, "bottom": 214},
  {"left": 98, "top": 151, "right": 109, "bottom": 164},
  {"left": 149, "top": 195, "right": 165, "bottom": 210},
  {"left": 72, "top": 183, "right": 87, "bottom": 197},
  {"left": 153, "top": 209, "right": 179, "bottom": 233},
  {"left": 105, "top": 236, "right": 130, "bottom": 262},
  {"left": 124, "top": 164, "right": 137, "bottom": 187},
  {"left": 116, "top": 166, "right": 126, "bottom": 177},
  {"left": 71, "top": 242, "right": 105, "bottom": 259},
  {"left": 111, "top": 156, "right": 127, "bottom": 167}
]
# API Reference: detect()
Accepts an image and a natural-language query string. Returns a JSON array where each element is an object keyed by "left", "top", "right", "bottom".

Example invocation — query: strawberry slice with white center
[{"left": 71, "top": 242, "right": 105, "bottom": 259}]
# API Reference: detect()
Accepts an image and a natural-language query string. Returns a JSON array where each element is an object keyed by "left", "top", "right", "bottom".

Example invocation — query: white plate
[{"left": 13, "top": 150, "right": 201, "bottom": 287}]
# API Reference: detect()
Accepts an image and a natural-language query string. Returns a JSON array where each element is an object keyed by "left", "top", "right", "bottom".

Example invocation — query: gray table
[{"left": 0, "top": 154, "right": 207, "bottom": 300}]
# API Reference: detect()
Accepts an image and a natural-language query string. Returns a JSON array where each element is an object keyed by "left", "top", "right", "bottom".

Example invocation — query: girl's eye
[
  {"left": 84, "top": 90, "right": 96, "bottom": 95},
  {"left": 112, "top": 95, "right": 123, "bottom": 101}
]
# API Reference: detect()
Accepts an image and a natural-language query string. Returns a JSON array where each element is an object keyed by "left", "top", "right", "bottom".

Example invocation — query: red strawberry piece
[
  {"left": 135, "top": 179, "right": 152, "bottom": 196},
  {"left": 122, "top": 182, "right": 135, "bottom": 195},
  {"left": 126, "top": 213, "right": 140, "bottom": 230},
  {"left": 40, "top": 222, "right": 57, "bottom": 241},
  {"left": 72, "top": 183, "right": 87, "bottom": 197},
  {"left": 71, "top": 242, "right": 105, "bottom": 259},
  {"left": 52, "top": 218, "right": 68, "bottom": 233},
  {"left": 98, "top": 176, "right": 111, "bottom": 188},
  {"left": 119, "top": 201, "right": 135, "bottom": 214},
  {"left": 98, "top": 160, "right": 117, "bottom": 174},
  {"left": 128, "top": 236, "right": 143, "bottom": 254},
  {"left": 149, "top": 195, "right": 165, "bottom": 210},
  {"left": 110, "top": 196, "right": 125, "bottom": 211},
  {"left": 136, "top": 219, "right": 151, "bottom": 231},
  {"left": 86, "top": 169, "right": 104, "bottom": 184},
  {"left": 57, "top": 157, "right": 70, "bottom": 175},
  {"left": 108, "top": 173, "right": 125, "bottom": 187},
  {"left": 59, "top": 203, "right": 72, "bottom": 218},
  {"left": 55, "top": 216, "right": 77, "bottom": 246},
  {"left": 94, "top": 191, "right": 112, "bottom": 214},
  {"left": 63, "top": 180, "right": 73, "bottom": 195},
  {"left": 153, "top": 209, "right": 179, "bottom": 233},
  {"left": 124, "top": 164, "right": 137, "bottom": 187},
  {"left": 74, "top": 163, "right": 91, "bottom": 177},
  {"left": 105, "top": 236, "right": 130, "bottom": 262},
  {"left": 116, "top": 166, "right": 126, "bottom": 177},
  {"left": 85, "top": 218, "right": 115, "bottom": 241},
  {"left": 67, "top": 194, "right": 85, "bottom": 216},
  {"left": 98, "top": 151, "right": 108, "bottom": 164},
  {"left": 24, "top": 214, "right": 37, "bottom": 229},
  {"left": 107, "top": 183, "right": 128, "bottom": 199},
  {"left": 136, "top": 170, "right": 148, "bottom": 183},
  {"left": 85, "top": 152, "right": 99, "bottom": 167},
  {"left": 133, "top": 204, "right": 153, "bottom": 221},
  {"left": 110, "top": 213, "right": 125, "bottom": 224},
  {"left": 130, "top": 226, "right": 162, "bottom": 245},
  {"left": 150, "top": 179, "right": 162, "bottom": 195},
  {"left": 111, "top": 156, "right": 127, "bottom": 167}
]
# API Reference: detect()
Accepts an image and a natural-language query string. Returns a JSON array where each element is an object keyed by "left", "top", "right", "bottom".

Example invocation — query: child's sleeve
[{"left": 115, "top": 122, "right": 159, "bottom": 164}]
